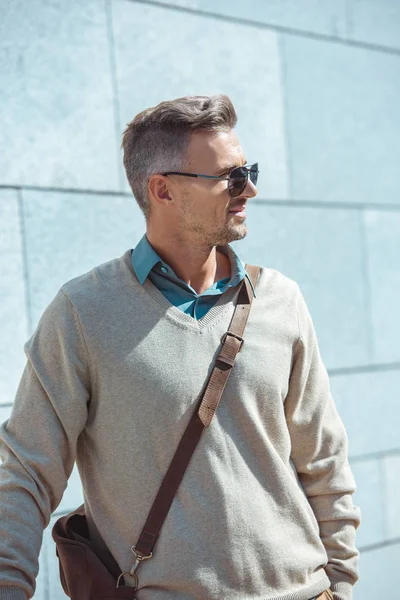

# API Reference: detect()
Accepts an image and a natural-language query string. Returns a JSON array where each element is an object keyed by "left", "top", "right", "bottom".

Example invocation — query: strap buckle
[
  {"left": 221, "top": 331, "right": 244, "bottom": 351},
  {"left": 116, "top": 547, "right": 152, "bottom": 590},
  {"left": 116, "top": 570, "right": 138, "bottom": 591},
  {"left": 129, "top": 546, "right": 153, "bottom": 575}
]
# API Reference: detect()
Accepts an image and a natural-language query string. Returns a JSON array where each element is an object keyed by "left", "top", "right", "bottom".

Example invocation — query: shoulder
[
  {"left": 252, "top": 266, "right": 316, "bottom": 341},
  {"left": 242, "top": 264, "right": 301, "bottom": 344},
  {"left": 28, "top": 250, "right": 135, "bottom": 340},
  {"left": 33, "top": 250, "right": 137, "bottom": 332},
  {"left": 59, "top": 249, "right": 135, "bottom": 308},
  {"left": 248, "top": 264, "right": 300, "bottom": 301}
]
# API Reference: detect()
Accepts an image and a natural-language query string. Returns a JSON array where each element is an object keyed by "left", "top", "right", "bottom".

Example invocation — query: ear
[{"left": 148, "top": 174, "right": 172, "bottom": 207}]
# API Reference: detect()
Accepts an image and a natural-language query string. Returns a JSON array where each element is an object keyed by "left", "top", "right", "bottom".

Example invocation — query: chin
[{"left": 215, "top": 224, "right": 248, "bottom": 246}]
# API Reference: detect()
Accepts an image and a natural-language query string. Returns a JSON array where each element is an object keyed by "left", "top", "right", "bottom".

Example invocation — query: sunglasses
[{"left": 162, "top": 162, "right": 259, "bottom": 198}]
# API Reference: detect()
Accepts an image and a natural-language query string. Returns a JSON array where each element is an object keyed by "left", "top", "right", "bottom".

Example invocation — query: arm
[
  {"left": 0, "top": 289, "right": 91, "bottom": 599},
  {"left": 284, "top": 283, "right": 361, "bottom": 600}
]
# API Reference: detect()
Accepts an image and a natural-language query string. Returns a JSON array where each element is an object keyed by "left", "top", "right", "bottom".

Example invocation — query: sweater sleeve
[
  {"left": 0, "top": 289, "right": 91, "bottom": 600},
  {"left": 284, "top": 283, "right": 361, "bottom": 600}
]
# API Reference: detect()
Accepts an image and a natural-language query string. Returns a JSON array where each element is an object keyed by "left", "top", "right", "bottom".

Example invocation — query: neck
[{"left": 146, "top": 228, "right": 231, "bottom": 295}]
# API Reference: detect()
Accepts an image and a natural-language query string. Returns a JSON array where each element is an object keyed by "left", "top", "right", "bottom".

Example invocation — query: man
[{"left": 0, "top": 95, "right": 360, "bottom": 600}]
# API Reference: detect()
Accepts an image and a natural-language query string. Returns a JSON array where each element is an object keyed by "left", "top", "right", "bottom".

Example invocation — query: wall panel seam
[
  {"left": 16, "top": 189, "right": 32, "bottom": 336},
  {"left": 329, "top": 362, "right": 400, "bottom": 376},
  {"left": 343, "top": 0, "right": 353, "bottom": 41},
  {"left": 123, "top": 0, "right": 400, "bottom": 57},
  {"left": 106, "top": 0, "right": 124, "bottom": 191},
  {"left": 379, "top": 455, "right": 390, "bottom": 540},
  {"left": 359, "top": 536, "right": 400, "bottom": 553},
  {"left": 350, "top": 448, "right": 400, "bottom": 464},
  {"left": 3, "top": 186, "right": 400, "bottom": 213},
  {"left": 277, "top": 33, "right": 293, "bottom": 199},
  {"left": 359, "top": 210, "right": 375, "bottom": 362}
]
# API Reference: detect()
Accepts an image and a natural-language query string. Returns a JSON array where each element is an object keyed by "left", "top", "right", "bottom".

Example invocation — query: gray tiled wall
[
  {"left": 0, "top": 190, "right": 28, "bottom": 404},
  {"left": 363, "top": 210, "right": 400, "bottom": 363},
  {"left": 157, "top": 0, "right": 349, "bottom": 37},
  {"left": 21, "top": 189, "right": 145, "bottom": 328},
  {"left": 350, "top": 459, "right": 385, "bottom": 547},
  {"left": 331, "top": 370, "right": 400, "bottom": 458},
  {"left": 354, "top": 543, "right": 400, "bottom": 599},
  {"left": 1, "top": 1, "right": 399, "bottom": 598},
  {"left": 0, "top": 0, "right": 120, "bottom": 192},
  {"left": 112, "top": 1, "right": 288, "bottom": 199},
  {"left": 281, "top": 34, "right": 400, "bottom": 205},
  {"left": 348, "top": 0, "right": 400, "bottom": 49}
]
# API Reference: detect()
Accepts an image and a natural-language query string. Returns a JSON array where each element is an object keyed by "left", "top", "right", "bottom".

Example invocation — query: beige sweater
[{"left": 0, "top": 249, "right": 360, "bottom": 600}]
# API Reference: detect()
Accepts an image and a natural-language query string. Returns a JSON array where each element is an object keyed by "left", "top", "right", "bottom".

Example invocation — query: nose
[{"left": 242, "top": 177, "right": 258, "bottom": 199}]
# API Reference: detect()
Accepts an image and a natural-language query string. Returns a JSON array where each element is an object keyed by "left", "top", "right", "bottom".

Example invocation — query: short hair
[{"left": 121, "top": 95, "right": 237, "bottom": 218}]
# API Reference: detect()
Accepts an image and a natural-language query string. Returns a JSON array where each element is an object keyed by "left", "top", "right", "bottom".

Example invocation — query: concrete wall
[{"left": 1, "top": 1, "right": 399, "bottom": 597}]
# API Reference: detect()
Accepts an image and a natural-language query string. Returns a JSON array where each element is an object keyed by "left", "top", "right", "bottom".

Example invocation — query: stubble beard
[
  {"left": 215, "top": 220, "right": 248, "bottom": 246},
  {"left": 179, "top": 196, "right": 248, "bottom": 247},
  {"left": 180, "top": 216, "right": 248, "bottom": 247}
]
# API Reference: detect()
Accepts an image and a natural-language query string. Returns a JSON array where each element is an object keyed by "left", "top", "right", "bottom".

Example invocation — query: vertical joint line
[
  {"left": 344, "top": 0, "right": 353, "bottom": 42},
  {"left": 277, "top": 33, "right": 293, "bottom": 199},
  {"left": 17, "top": 189, "right": 32, "bottom": 336},
  {"left": 378, "top": 455, "right": 389, "bottom": 540},
  {"left": 359, "top": 210, "right": 375, "bottom": 362},
  {"left": 105, "top": 0, "right": 124, "bottom": 191}
]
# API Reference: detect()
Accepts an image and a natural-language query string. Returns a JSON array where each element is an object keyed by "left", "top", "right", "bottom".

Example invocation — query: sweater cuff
[
  {"left": 0, "top": 588, "right": 28, "bottom": 600},
  {"left": 331, "top": 580, "right": 353, "bottom": 600}
]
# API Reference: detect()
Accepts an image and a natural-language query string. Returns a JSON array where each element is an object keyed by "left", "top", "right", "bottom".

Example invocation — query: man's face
[{"left": 169, "top": 129, "right": 258, "bottom": 247}]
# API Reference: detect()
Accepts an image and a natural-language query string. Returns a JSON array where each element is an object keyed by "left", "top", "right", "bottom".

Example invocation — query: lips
[{"left": 228, "top": 204, "right": 246, "bottom": 216}]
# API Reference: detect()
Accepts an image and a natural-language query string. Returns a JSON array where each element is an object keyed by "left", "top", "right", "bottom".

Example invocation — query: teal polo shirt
[{"left": 131, "top": 235, "right": 254, "bottom": 320}]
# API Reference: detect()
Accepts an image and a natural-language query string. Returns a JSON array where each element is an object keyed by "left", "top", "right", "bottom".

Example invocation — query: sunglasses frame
[{"left": 162, "top": 162, "right": 259, "bottom": 198}]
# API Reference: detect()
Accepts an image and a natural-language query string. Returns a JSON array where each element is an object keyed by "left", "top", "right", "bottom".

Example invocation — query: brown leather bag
[
  {"left": 52, "top": 267, "right": 260, "bottom": 599},
  {"left": 52, "top": 505, "right": 133, "bottom": 599}
]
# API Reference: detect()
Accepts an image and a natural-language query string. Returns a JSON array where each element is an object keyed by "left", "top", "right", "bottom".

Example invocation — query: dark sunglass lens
[
  {"left": 228, "top": 178, "right": 246, "bottom": 198},
  {"left": 228, "top": 167, "right": 247, "bottom": 198},
  {"left": 250, "top": 163, "right": 258, "bottom": 186}
]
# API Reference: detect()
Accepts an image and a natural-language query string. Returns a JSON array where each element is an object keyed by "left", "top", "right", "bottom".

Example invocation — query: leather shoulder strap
[
  {"left": 245, "top": 263, "right": 261, "bottom": 288},
  {"left": 133, "top": 267, "right": 261, "bottom": 567},
  {"left": 198, "top": 265, "right": 260, "bottom": 426}
]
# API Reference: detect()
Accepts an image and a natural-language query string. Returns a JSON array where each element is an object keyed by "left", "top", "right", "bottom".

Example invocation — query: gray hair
[{"left": 121, "top": 95, "right": 238, "bottom": 219}]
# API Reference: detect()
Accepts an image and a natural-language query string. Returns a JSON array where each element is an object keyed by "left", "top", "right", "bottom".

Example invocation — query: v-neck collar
[
  {"left": 131, "top": 234, "right": 252, "bottom": 295},
  {"left": 122, "top": 249, "right": 240, "bottom": 333},
  {"left": 142, "top": 275, "right": 239, "bottom": 332}
]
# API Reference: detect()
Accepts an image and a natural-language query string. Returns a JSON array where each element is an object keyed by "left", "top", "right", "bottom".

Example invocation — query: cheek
[
  {"left": 211, "top": 184, "right": 230, "bottom": 213},
  {"left": 181, "top": 185, "right": 229, "bottom": 221},
  {"left": 199, "top": 190, "right": 227, "bottom": 220},
  {"left": 216, "top": 179, "right": 231, "bottom": 201},
  {"left": 207, "top": 197, "right": 227, "bottom": 223}
]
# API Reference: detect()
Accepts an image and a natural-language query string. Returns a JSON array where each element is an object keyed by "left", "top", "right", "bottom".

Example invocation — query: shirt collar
[
  {"left": 221, "top": 244, "right": 257, "bottom": 298},
  {"left": 131, "top": 234, "right": 162, "bottom": 284},
  {"left": 131, "top": 234, "right": 256, "bottom": 296}
]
